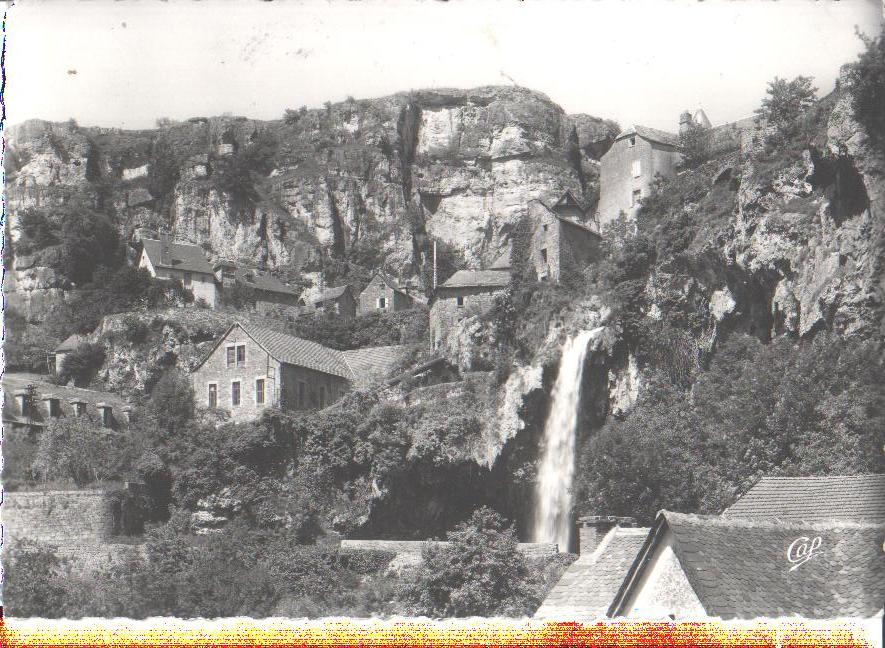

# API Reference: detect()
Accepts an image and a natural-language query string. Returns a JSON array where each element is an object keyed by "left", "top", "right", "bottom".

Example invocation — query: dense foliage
[
  {"left": 287, "top": 308, "right": 428, "bottom": 351},
  {"left": 754, "top": 75, "right": 818, "bottom": 137},
  {"left": 58, "top": 342, "right": 107, "bottom": 386},
  {"left": 578, "top": 333, "right": 885, "bottom": 524},
  {"left": 850, "top": 27, "right": 885, "bottom": 145},
  {"left": 400, "top": 507, "right": 541, "bottom": 617}
]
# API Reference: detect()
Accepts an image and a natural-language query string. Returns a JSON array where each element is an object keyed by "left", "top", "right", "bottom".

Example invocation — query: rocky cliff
[{"left": 4, "top": 87, "right": 618, "bottom": 320}]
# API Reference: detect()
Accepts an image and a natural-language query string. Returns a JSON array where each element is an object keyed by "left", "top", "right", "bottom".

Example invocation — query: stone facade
[
  {"left": 597, "top": 129, "right": 681, "bottom": 228},
  {"left": 190, "top": 323, "right": 352, "bottom": 422},
  {"left": 190, "top": 324, "right": 283, "bottom": 422},
  {"left": 358, "top": 273, "right": 417, "bottom": 315},
  {"left": 429, "top": 284, "right": 506, "bottom": 351},
  {"left": 530, "top": 200, "right": 602, "bottom": 282},
  {"left": 138, "top": 246, "right": 217, "bottom": 307},
  {"left": 308, "top": 285, "right": 358, "bottom": 321}
]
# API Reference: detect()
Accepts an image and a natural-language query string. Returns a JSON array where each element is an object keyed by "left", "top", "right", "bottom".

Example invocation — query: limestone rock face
[{"left": 5, "top": 88, "right": 598, "bottom": 316}]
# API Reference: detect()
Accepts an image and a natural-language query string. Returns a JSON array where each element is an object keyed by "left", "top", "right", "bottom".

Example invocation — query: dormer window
[
  {"left": 42, "top": 395, "right": 61, "bottom": 418},
  {"left": 70, "top": 399, "right": 87, "bottom": 417},
  {"left": 96, "top": 403, "right": 113, "bottom": 428}
]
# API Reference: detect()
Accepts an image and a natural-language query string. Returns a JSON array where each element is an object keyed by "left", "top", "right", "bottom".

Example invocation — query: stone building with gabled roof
[
  {"left": 358, "top": 272, "right": 422, "bottom": 315},
  {"left": 213, "top": 261, "right": 300, "bottom": 313},
  {"left": 428, "top": 266, "right": 510, "bottom": 352},
  {"left": 608, "top": 511, "right": 885, "bottom": 619},
  {"left": 303, "top": 285, "right": 357, "bottom": 321},
  {"left": 190, "top": 322, "right": 406, "bottom": 422},
  {"left": 138, "top": 234, "right": 217, "bottom": 307}
]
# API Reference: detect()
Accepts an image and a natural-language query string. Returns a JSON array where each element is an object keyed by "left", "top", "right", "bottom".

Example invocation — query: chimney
[
  {"left": 576, "top": 515, "right": 636, "bottom": 555},
  {"left": 159, "top": 230, "right": 172, "bottom": 266},
  {"left": 678, "top": 110, "right": 694, "bottom": 136}
]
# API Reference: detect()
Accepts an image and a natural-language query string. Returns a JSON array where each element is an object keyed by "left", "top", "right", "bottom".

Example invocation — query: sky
[{"left": 3, "top": 0, "right": 883, "bottom": 133}]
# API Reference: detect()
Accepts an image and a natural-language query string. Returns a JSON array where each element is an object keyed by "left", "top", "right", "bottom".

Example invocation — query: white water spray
[{"left": 532, "top": 328, "right": 601, "bottom": 551}]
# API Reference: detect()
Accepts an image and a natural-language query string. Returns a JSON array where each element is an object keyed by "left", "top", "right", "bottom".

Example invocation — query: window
[
  {"left": 47, "top": 398, "right": 60, "bottom": 418},
  {"left": 628, "top": 136, "right": 636, "bottom": 147},
  {"left": 226, "top": 347, "right": 235, "bottom": 367},
  {"left": 298, "top": 381, "right": 307, "bottom": 408},
  {"left": 208, "top": 384, "right": 217, "bottom": 408},
  {"left": 631, "top": 189, "right": 642, "bottom": 207},
  {"left": 100, "top": 408, "right": 112, "bottom": 428},
  {"left": 184, "top": 272, "right": 193, "bottom": 286},
  {"left": 231, "top": 381, "right": 241, "bottom": 406},
  {"left": 541, "top": 248, "right": 548, "bottom": 264},
  {"left": 236, "top": 345, "right": 246, "bottom": 367},
  {"left": 255, "top": 378, "right": 265, "bottom": 405},
  {"left": 377, "top": 296, "right": 386, "bottom": 309},
  {"left": 632, "top": 160, "right": 642, "bottom": 178},
  {"left": 456, "top": 295, "right": 465, "bottom": 308},
  {"left": 542, "top": 223, "right": 548, "bottom": 232}
]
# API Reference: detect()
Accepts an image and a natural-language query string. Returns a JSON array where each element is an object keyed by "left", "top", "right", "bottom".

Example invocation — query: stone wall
[
  {"left": 340, "top": 539, "right": 560, "bottom": 570},
  {"left": 1, "top": 489, "right": 145, "bottom": 575},
  {"left": 429, "top": 287, "right": 504, "bottom": 350},
  {"left": 358, "top": 276, "right": 413, "bottom": 315}
]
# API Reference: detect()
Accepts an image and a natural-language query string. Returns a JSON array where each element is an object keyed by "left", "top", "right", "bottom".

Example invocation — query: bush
[
  {"left": 31, "top": 416, "right": 134, "bottom": 486},
  {"left": 678, "top": 121, "right": 713, "bottom": 168},
  {"left": 3, "top": 541, "right": 72, "bottom": 617},
  {"left": 58, "top": 342, "right": 106, "bottom": 386},
  {"left": 399, "top": 507, "right": 540, "bottom": 617},
  {"left": 754, "top": 75, "right": 817, "bottom": 139},
  {"left": 146, "top": 370, "right": 195, "bottom": 437},
  {"left": 850, "top": 27, "right": 885, "bottom": 145}
]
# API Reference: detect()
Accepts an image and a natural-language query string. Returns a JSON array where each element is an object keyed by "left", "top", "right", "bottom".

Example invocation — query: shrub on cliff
[
  {"left": 755, "top": 75, "right": 818, "bottom": 138},
  {"left": 58, "top": 342, "right": 106, "bottom": 386},
  {"left": 400, "top": 507, "right": 539, "bottom": 617},
  {"left": 850, "top": 27, "right": 885, "bottom": 145}
]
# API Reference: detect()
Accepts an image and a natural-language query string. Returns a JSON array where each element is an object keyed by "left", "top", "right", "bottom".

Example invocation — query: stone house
[
  {"left": 303, "top": 285, "right": 357, "bottom": 321},
  {"left": 528, "top": 194, "right": 603, "bottom": 282},
  {"left": 138, "top": 235, "right": 217, "bottom": 307},
  {"left": 190, "top": 322, "right": 406, "bottom": 422},
  {"left": 607, "top": 510, "right": 885, "bottom": 619},
  {"left": 1, "top": 372, "right": 132, "bottom": 434},
  {"left": 52, "top": 333, "right": 88, "bottom": 375},
  {"left": 428, "top": 268, "right": 510, "bottom": 351},
  {"left": 597, "top": 125, "right": 682, "bottom": 228},
  {"left": 358, "top": 272, "right": 421, "bottom": 315},
  {"left": 213, "top": 261, "right": 300, "bottom": 313}
]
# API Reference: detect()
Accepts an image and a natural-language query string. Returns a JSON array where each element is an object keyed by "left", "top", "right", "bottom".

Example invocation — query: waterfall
[{"left": 532, "top": 328, "right": 601, "bottom": 551}]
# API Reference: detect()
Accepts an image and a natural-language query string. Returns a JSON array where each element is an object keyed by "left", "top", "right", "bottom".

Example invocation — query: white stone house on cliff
[
  {"left": 138, "top": 235, "right": 217, "bottom": 307},
  {"left": 428, "top": 267, "right": 510, "bottom": 351},
  {"left": 190, "top": 322, "right": 406, "bottom": 422}
]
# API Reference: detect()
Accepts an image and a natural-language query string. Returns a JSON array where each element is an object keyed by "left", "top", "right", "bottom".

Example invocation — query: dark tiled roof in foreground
[
  {"left": 535, "top": 527, "right": 648, "bottom": 620},
  {"left": 342, "top": 345, "right": 408, "bottom": 389},
  {"left": 613, "top": 512, "right": 885, "bottom": 619},
  {"left": 141, "top": 238, "right": 215, "bottom": 275},
  {"left": 724, "top": 475, "right": 885, "bottom": 524},
  {"left": 242, "top": 324, "right": 353, "bottom": 379},
  {"left": 440, "top": 269, "right": 511, "bottom": 289}
]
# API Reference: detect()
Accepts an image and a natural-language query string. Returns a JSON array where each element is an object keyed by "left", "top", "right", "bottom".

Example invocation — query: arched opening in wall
[{"left": 808, "top": 150, "right": 870, "bottom": 226}]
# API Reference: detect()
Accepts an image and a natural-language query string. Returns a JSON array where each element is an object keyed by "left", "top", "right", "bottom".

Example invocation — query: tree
[
  {"left": 58, "top": 198, "right": 121, "bottom": 285},
  {"left": 401, "top": 507, "right": 540, "bottom": 617},
  {"left": 3, "top": 542, "right": 72, "bottom": 617},
  {"left": 850, "top": 27, "right": 885, "bottom": 145},
  {"left": 147, "top": 370, "right": 195, "bottom": 437},
  {"left": 32, "top": 416, "right": 125, "bottom": 485},
  {"left": 678, "top": 120, "right": 713, "bottom": 168},
  {"left": 755, "top": 75, "right": 818, "bottom": 135}
]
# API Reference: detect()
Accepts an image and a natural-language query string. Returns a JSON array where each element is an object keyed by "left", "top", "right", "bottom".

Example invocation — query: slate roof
[
  {"left": 440, "top": 269, "right": 511, "bottom": 289},
  {"left": 141, "top": 238, "right": 214, "bottom": 275},
  {"left": 312, "top": 285, "right": 351, "bottom": 303},
  {"left": 55, "top": 334, "right": 88, "bottom": 353},
  {"left": 2, "top": 373, "right": 130, "bottom": 428},
  {"left": 342, "top": 345, "right": 408, "bottom": 389},
  {"left": 233, "top": 267, "right": 299, "bottom": 296},
  {"left": 241, "top": 324, "right": 353, "bottom": 379},
  {"left": 535, "top": 527, "right": 648, "bottom": 620},
  {"left": 610, "top": 511, "right": 885, "bottom": 619},
  {"left": 724, "top": 475, "right": 885, "bottom": 524},
  {"left": 194, "top": 323, "right": 406, "bottom": 388},
  {"left": 618, "top": 125, "right": 679, "bottom": 148}
]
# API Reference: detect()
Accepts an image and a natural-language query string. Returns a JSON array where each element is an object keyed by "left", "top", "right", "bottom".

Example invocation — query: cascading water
[{"left": 532, "top": 328, "right": 602, "bottom": 551}]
